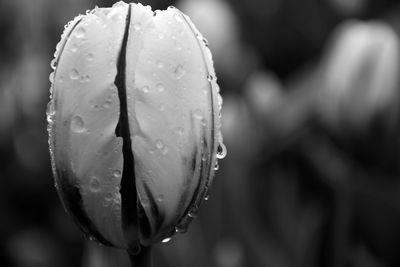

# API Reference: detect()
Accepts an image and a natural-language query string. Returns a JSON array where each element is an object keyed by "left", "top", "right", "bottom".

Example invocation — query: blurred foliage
[{"left": 1, "top": 0, "right": 400, "bottom": 266}]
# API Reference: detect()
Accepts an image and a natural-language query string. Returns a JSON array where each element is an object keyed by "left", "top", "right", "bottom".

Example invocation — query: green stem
[{"left": 128, "top": 246, "right": 153, "bottom": 267}]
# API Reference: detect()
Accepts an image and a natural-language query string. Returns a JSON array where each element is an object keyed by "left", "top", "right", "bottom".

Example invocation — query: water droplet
[
  {"left": 161, "top": 146, "right": 169, "bottom": 155},
  {"left": 174, "top": 64, "right": 185, "bottom": 79},
  {"left": 188, "top": 211, "right": 197, "bottom": 218},
  {"left": 70, "top": 44, "right": 78, "bottom": 52},
  {"left": 214, "top": 161, "right": 220, "bottom": 171},
  {"left": 162, "top": 237, "right": 171, "bottom": 243},
  {"left": 50, "top": 59, "right": 57, "bottom": 70},
  {"left": 177, "top": 127, "right": 184, "bottom": 136},
  {"left": 216, "top": 143, "right": 227, "bottom": 159},
  {"left": 91, "top": 103, "right": 99, "bottom": 109},
  {"left": 46, "top": 100, "right": 55, "bottom": 116},
  {"left": 103, "top": 199, "right": 111, "bottom": 207},
  {"left": 174, "top": 13, "right": 183, "bottom": 23},
  {"left": 201, "top": 118, "right": 207, "bottom": 126},
  {"left": 112, "top": 169, "right": 121, "bottom": 179},
  {"left": 141, "top": 86, "right": 149, "bottom": 93},
  {"left": 175, "top": 224, "right": 188, "bottom": 233},
  {"left": 156, "top": 194, "right": 164, "bottom": 202},
  {"left": 105, "top": 192, "right": 113, "bottom": 201},
  {"left": 217, "top": 94, "right": 223, "bottom": 108},
  {"left": 176, "top": 44, "right": 183, "bottom": 51},
  {"left": 155, "top": 139, "right": 164, "bottom": 150},
  {"left": 86, "top": 53, "right": 94, "bottom": 61},
  {"left": 75, "top": 27, "right": 86, "bottom": 39},
  {"left": 133, "top": 22, "right": 141, "bottom": 31},
  {"left": 46, "top": 101, "right": 55, "bottom": 124},
  {"left": 204, "top": 194, "right": 210, "bottom": 201},
  {"left": 86, "top": 234, "right": 95, "bottom": 242},
  {"left": 71, "top": 115, "right": 85, "bottom": 133},
  {"left": 80, "top": 75, "right": 91, "bottom": 83},
  {"left": 114, "top": 194, "right": 121, "bottom": 204},
  {"left": 103, "top": 98, "right": 112, "bottom": 108},
  {"left": 49, "top": 72, "right": 55, "bottom": 83},
  {"left": 69, "top": 69, "right": 79, "bottom": 80},
  {"left": 89, "top": 176, "right": 101, "bottom": 192},
  {"left": 141, "top": 198, "right": 150, "bottom": 207},
  {"left": 157, "top": 61, "right": 164, "bottom": 69},
  {"left": 158, "top": 32, "right": 164, "bottom": 39},
  {"left": 156, "top": 83, "right": 165, "bottom": 92},
  {"left": 207, "top": 74, "right": 213, "bottom": 82},
  {"left": 193, "top": 109, "right": 203, "bottom": 120}
]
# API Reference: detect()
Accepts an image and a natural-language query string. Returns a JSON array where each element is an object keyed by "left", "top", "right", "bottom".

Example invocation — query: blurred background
[{"left": 1, "top": 0, "right": 400, "bottom": 266}]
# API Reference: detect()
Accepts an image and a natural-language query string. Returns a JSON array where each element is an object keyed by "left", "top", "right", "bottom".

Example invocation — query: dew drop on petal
[
  {"left": 86, "top": 53, "right": 94, "bottom": 61},
  {"left": 103, "top": 98, "right": 112, "bottom": 108},
  {"left": 174, "top": 64, "right": 185, "bottom": 79},
  {"left": 155, "top": 139, "right": 164, "bottom": 150},
  {"left": 156, "top": 83, "right": 165, "bottom": 92},
  {"left": 103, "top": 200, "right": 111, "bottom": 207},
  {"left": 49, "top": 72, "right": 55, "bottom": 83},
  {"left": 175, "top": 224, "right": 188, "bottom": 233},
  {"left": 133, "top": 22, "right": 141, "bottom": 31},
  {"left": 75, "top": 27, "right": 86, "bottom": 39},
  {"left": 193, "top": 109, "right": 203, "bottom": 120},
  {"left": 105, "top": 192, "right": 113, "bottom": 201},
  {"left": 141, "top": 86, "right": 149, "bottom": 93},
  {"left": 157, "top": 61, "right": 164, "bottom": 69},
  {"left": 156, "top": 194, "right": 164, "bottom": 202},
  {"left": 69, "top": 69, "right": 79, "bottom": 80},
  {"left": 176, "top": 44, "right": 183, "bottom": 51},
  {"left": 162, "top": 237, "right": 171, "bottom": 243},
  {"left": 71, "top": 115, "right": 85, "bottom": 133},
  {"left": 112, "top": 169, "right": 121, "bottom": 179},
  {"left": 177, "top": 127, "right": 184, "bottom": 136},
  {"left": 46, "top": 100, "right": 55, "bottom": 117},
  {"left": 50, "top": 59, "right": 57, "bottom": 70},
  {"left": 89, "top": 176, "right": 101, "bottom": 192},
  {"left": 214, "top": 161, "right": 220, "bottom": 171},
  {"left": 70, "top": 44, "right": 78, "bottom": 52},
  {"left": 216, "top": 143, "right": 227, "bottom": 159},
  {"left": 141, "top": 198, "right": 150, "bottom": 207},
  {"left": 174, "top": 13, "right": 183, "bottom": 23},
  {"left": 46, "top": 101, "right": 55, "bottom": 124},
  {"left": 161, "top": 146, "right": 169, "bottom": 155},
  {"left": 188, "top": 211, "right": 197, "bottom": 218}
]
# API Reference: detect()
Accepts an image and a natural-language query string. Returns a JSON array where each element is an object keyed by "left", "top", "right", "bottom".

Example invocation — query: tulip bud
[
  {"left": 47, "top": 1, "right": 225, "bottom": 253},
  {"left": 318, "top": 20, "right": 400, "bottom": 134}
]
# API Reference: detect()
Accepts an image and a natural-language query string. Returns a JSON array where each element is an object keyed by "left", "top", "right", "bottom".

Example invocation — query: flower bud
[
  {"left": 318, "top": 20, "right": 400, "bottom": 134},
  {"left": 47, "top": 1, "right": 225, "bottom": 253}
]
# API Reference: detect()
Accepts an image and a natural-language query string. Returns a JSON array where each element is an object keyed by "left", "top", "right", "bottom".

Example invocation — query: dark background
[{"left": 1, "top": 0, "right": 400, "bottom": 266}]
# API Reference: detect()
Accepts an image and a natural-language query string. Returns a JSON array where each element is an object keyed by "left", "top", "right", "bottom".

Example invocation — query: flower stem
[{"left": 128, "top": 246, "right": 153, "bottom": 267}]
